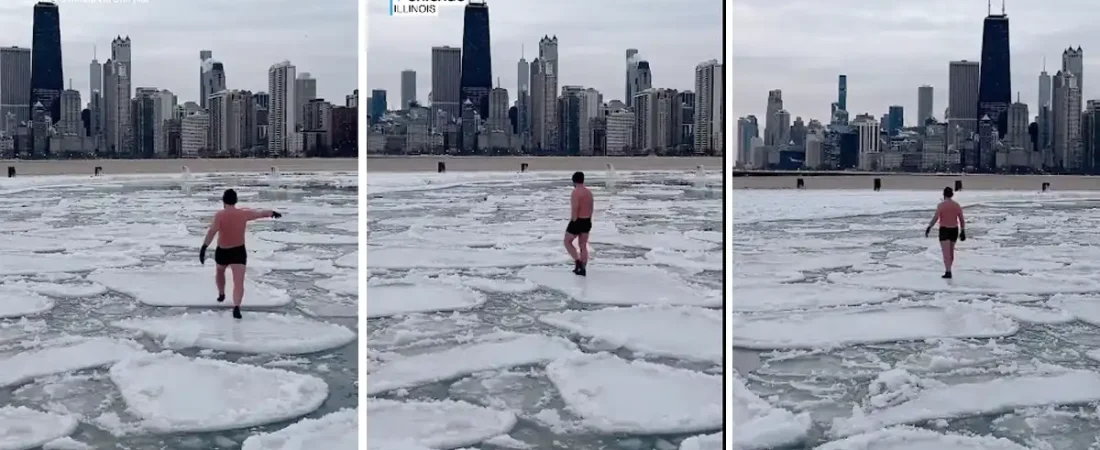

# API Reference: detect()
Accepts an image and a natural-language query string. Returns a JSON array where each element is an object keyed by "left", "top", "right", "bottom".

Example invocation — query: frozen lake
[
  {"left": 0, "top": 172, "right": 358, "bottom": 449},
  {"left": 366, "top": 170, "right": 724, "bottom": 450},
  {"left": 733, "top": 189, "right": 1100, "bottom": 450}
]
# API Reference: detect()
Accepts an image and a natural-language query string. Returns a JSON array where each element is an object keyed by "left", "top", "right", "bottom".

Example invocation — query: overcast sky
[
  {"left": 366, "top": 0, "right": 722, "bottom": 107},
  {"left": 734, "top": 0, "right": 1099, "bottom": 127},
  {"left": 0, "top": 0, "right": 355, "bottom": 106}
]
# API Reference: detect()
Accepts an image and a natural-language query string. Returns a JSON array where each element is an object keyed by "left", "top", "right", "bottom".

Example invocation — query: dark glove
[
  {"left": 960, "top": 230, "right": 966, "bottom": 241},
  {"left": 925, "top": 226, "right": 931, "bottom": 238},
  {"left": 199, "top": 244, "right": 208, "bottom": 265},
  {"left": 271, "top": 211, "right": 282, "bottom": 219}
]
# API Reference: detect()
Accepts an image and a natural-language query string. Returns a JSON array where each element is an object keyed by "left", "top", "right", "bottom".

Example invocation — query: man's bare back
[
  {"left": 571, "top": 186, "right": 594, "bottom": 220},
  {"left": 211, "top": 207, "right": 275, "bottom": 248}
]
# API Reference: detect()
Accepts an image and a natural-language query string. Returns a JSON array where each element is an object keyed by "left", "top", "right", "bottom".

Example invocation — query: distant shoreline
[
  {"left": 731, "top": 174, "right": 1100, "bottom": 190},
  {"left": 366, "top": 155, "right": 725, "bottom": 172},
  {"left": 0, "top": 158, "right": 358, "bottom": 176}
]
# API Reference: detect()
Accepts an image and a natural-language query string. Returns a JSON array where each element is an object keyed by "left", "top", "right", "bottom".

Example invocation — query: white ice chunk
[
  {"left": 315, "top": 275, "right": 359, "bottom": 296},
  {"left": 328, "top": 220, "right": 358, "bottom": 233},
  {"left": 0, "top": 406, "right": 78, "bottom": 450},
  {"left": 827, "top": 269, "right": 1100, "bottom": 294},
  {"left": 114, "top": 311, "right": 355, "bottom": 355},
  {"left": 732, "top": 375, "right": 811, "bottom": 450},
  {"left": 255, "top": 231, "right": 357, "bottom": 246},
  {"left": 42, "top": 436, "right": 94, "bottom": 450},
  {"left": 831, "top": 371, "right": 1100, "bottom": 437},
  {"left": 732, "top": 270, "right": 805, "bottom": 288},
  {"left": 0, "top": 338, "right": 146, "bottom": 388},
  {"left": 969, "top": 301, "right": 1075, "bottom": 324},
  {"left": 367, "top": 399, "right": 516, "bottom": 449},
  {"left": 0, "top": 253, "right": 139, "bottom": 275},
  {"left": 369, "top": 246, "right": 561, "bottom": 269},
  {"left": 519, "top": 265, "right": 719, "bottom": 307},
  {"left": 540, "top": 305, "right": 722, "bottom": 363},
  {"left": 680, "top": 433, "right": 722, "bottom": 450},
  {"left": 249, "top": 253, "right": 323, "bottom": 271},
  {"left": 732, "top": 284, "right": 899, "bottom": 313},
  {"left": 334, "top": 252, "right": 357, "bottom": 268},
  {"left": 0, "top": 285, "right": 54, "bottom": 318},
  {"left": 738, "top": 251, "right": 873, "bottom": 273},
  {"left": 366, "top": 283, "right": 486, "bottom": 318},
  {"left": 89, "top": 266, "right": 291, "bottom": 308},
  {"left": 645, "top": 249, "right": 722, "bottom": 272},
  {"left": 8, "top": 281, "right": 108, "bottom": 299},
  {"left": 593, "top": 232, "right": 717, "bottom": 252},
  {"left": 367, "top": 333, "right": 577, "bottom": 395},
  {"left": 545, "top": 352, "right": 722, "bottom": 434},
  {"left": 108, "top": 352, "right": 329, "bottom": 432},
  {"left": 1048, "top": 294, "right": 1100, "bottom": 326},
  {"left": 816, "top": 426, "right": 1030, "bottom": 450},
  {"left": 732, "top": 306, "right": 1018, "bottom": 350},
  {"left": 0, "top": 234, "right": 104, "bottom": 253},
  {"left": 241, "top": 408, "right": 356, "bottom": 450}
]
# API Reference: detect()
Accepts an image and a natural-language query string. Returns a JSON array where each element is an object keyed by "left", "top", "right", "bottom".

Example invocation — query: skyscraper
[
  {"left": 199, "top": 50, "right": 211, "bottom": 106},
  {"left": 837, "top": 75, "right": 847, "bottom": 111},
  {"left": 295, "top": 72, "right": 317, "bottom": 126},
  {"left": 625, "top": 48, "right": 638, "bottom": 105},
  {"left": 764, "top": 89, "right": 783, "bottom": 146},
  {"left": 737, "top": 116, "right": 759, "bottom": 166},
  {"left": 401, "top": 69, "right": 417, "bottom": 109},
  {"left": 516, "top": 51, "right": 530, "bottom": 138},
  {"left": 460, "top": 0, "right": 492, "bottom": 119},
  {"left": 267, "top": 60, "right": 297, "bottom": 157},
  {"left": 201, "top": 59, "right": 226, "bottom": 109},
  {"left": 534, "top": 36, "right": 559, "bottom": 151},
  {"left": 104, "top": 36, "right": 132, "bottom": 156},
  {"left": 30, "top": 1, "right": 63, "bottom": 124},
  {"left": 89, "top": 47, "right": 101, "bottom": 104},
  {"left": 977, "top": 4, "right": 1011, "bottom": 137},
  {"left": 1053, "top": 70, "right": 1082, "bottom": 170},
  {"left": 0, "top": 47, "right": 31, "bottom": 129},
  {"left": 948, "top": 60, "right": 980, "bottom": 151},
  {"left": 1062, "top": 47, "right": 1083, "bottom": 96},
  {"left": 132, "top": 87, "right": 157, "bottom": 158},
  {"left": 58, "top": 89, "right": 80, "bottom": 136},
  {"left": 153, "top": 90, "right": 177, "bottom": 157},
  {"left": 370, "top": 89, "right": 387, "bottom": 125},
  {"left": 693, "top": 60, "right": 723, "bottom": 153},
  {"left": 918, "top": 85, "right": 933, "bottom": 125},
  {"left": 430, "top": 46, "right": 461, "bottom": 125},
  {"left": 487, "top": 87, "right": 508, "bottom": 132},
  {"left": 887, "top": 105, "right": 904, "bottom": 135}
]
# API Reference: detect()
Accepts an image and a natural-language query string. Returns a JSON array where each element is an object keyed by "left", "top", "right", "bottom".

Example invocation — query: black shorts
[
  {"left": 938, "top": 227, "right": 959, "bottom": 242},
  {"left": 566, "top": 218, "right": 593, "bottom": 235},
  {"left": 214, "top": 245, "right": 248, "bottom": 266}
]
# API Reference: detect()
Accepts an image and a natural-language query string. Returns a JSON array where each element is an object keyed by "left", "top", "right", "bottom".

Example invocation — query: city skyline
[
  {"left": 733, "top": 0, "right": 1098, "bottom": 128},
  {"left": 0, "top": 0, "right": 355, "bottom": 104},
  {"left": 366, "top": 0, "right": 721, "bottom": 104}
]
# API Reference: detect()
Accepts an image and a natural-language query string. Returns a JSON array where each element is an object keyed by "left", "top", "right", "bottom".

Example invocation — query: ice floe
[
  {"left": 545, "top": 352, "right": 723, "bottom": 434},
  {"left": 367, "top": 399, "right": 515, "bottom": 449},
  {"left": 827, "top": 269, "right": 1100, "bottom": 294},
  {"left": 0, "top": 338, "right": 145, "bottom": 388},
  {"left": 114, "top": 311, "right": 355, "bottom": 354},
  {"left": 0, "top": 406, "right": 78, "bottom": 450},
  {"left": 367, "top": 283, "right": 486, "bottom": 318},
  {"left": 816, "top": 426, "right": 1030, "bottom": 450},
  {"left": 680, "top": 432, "right": 722, "bottom": 450},
  {"left": 109, "top": 352, "right": 329, "bottom": 432},
  {"left": 0, "top": 253, "right": 140, "bottom": 275},
  {"left": 732, "top": 306, "right": 1018, "bottom": 350},
  {"left": 367, "top": 333, "right": 577, "bottom": 395},
  {"left": 732, "top": 284, "right": 899, "bottom": 313},
  {"left": 89, "top": 266, "right": 291, "bottom": 308},
  {"left": 732, "top": 375, "right": 812, "bottom": 449},
  {"left": 241, "top": 408, "right": 357, "bottom": 450},
  {"left": 539, "top": 305, "right": 722, "bottom": 363},
  {"left": 0, "top": 285, "right": 54, "bottom": 318},
  {"left": 368, "top": 246, "right": 561, "bottom": 269},
  {"left": 519, "top": 265, "right": 720, "bottom": 307}
]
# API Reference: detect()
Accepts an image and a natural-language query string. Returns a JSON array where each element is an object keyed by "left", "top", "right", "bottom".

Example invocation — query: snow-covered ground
[
  {"left": 366, "top": 170, "right": 723, "bottom": 450},
  {"left": 734, "top": 189, "right": 1100, "bottom": 449},
  {"left": 0, "top": 172, "right": 357, "bottom": 449}
]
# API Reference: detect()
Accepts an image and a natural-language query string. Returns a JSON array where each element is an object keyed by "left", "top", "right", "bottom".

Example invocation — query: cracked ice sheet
[
  {"left": 732, "top": 375, "right": 811, "bottom": 450},
  {"left": 732, "top": 305, "right": 1018, "bottom": 350},
  {"left": 545, "top": 352, "right": 722, "bottom": 434},
  {"left": 366, "top": 283, "right": 485, "bottom": 318},
  {"left": 89, "top": 266, "right": 291, "bottom": 308},
  {"left": 367, "top": 399, "right": 515, "bottom": 449},
  {"left": 0, "top": 338, "right": 146, "bottom": 388},
  {"left": 831, "top": 371, "right": 1100, "bottom": 437},
  {"left": 369, "top": 246, "right": 562, "bottom": 269},
  {"left": 539, "top": 305, "right": 722, "bottom": 363},
  {"left": 732, "top": 284, "right": 899, "bottom": 313},
  {"left": 815, "top": 426, "right": 1030, "bottom": 450},
  {"left": 241, "top": 408, "right": 356, "bottom": 450},
  {"left": 827, "top": 269, "right": 1100, "bottom": 294},
  {"left": 366, "top": 333, "right": 577, "bottom": 395},
  {"left": 519, "top": 265, "right": 720, "bottom": 307},
  {"left": 114, "top": 311, "right": 355, "bottom": 355},
  {"left": 0, "top": 406, "right": 79, "bottom": 450}
]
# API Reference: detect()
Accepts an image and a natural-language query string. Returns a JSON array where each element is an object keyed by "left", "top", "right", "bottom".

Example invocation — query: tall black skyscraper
[
  {"left": 31, "top": 1, "right": 64, "bottom": 124},
  {"left": 460, "top": 0, "right": 492, "bottom": 119},
  {"left": 977, "top": 4, "right": 1011, "bottom": 139}
]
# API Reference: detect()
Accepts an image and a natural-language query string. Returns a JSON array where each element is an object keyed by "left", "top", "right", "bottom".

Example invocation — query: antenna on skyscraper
[
  {"left": 987, "top": 0, "right": 990, "bottom": 15},
  {"left": 93, "top": 44, "right": 96, "bottom": 59},
  {"left": 1002, "top": 0, "right": 1005, "bottom": 14}
]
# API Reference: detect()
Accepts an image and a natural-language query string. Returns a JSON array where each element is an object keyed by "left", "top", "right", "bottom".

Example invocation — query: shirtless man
[
  {"left": 925, "top": 186, "right": 966, "bottom": 279},
  {"left": 199, "top": 189, "right": 282, "bottom": 319},
  {"left": 564, "top": 171, "right": 594, "bottom": 276}
]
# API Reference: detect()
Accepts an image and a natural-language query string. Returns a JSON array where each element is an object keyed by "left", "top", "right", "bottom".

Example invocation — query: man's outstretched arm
[{"left": 246, "top": 208, "right": 281, "bottom": 221}]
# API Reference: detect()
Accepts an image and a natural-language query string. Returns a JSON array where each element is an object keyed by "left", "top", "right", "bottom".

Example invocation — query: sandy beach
[
  {"left": 731, "top": 174, "right": 1100, "bottom": 191},
  {"left": 0, "top": 158, "right": 358, "bottom": 176},
  {"left": 366, "top": 156, "right": 725, "bottom": 172}
]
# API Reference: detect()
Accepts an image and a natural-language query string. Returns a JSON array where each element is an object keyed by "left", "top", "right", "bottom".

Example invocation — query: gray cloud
[
  {"left": 366, "top": 0, "right": 722, "bottom": 106},
  {"left": 734, "top": 0, "right": 1098, "bottom": 126},
  {"left": 0, "top": 0, "right": 356, "bottom": 106}
]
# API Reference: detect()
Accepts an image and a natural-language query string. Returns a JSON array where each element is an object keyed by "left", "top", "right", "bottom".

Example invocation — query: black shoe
[
  {"left": 573, "top": 260, "right": 582, "bottom": 274},
  {"left": 217, "top": 294, "right": 225, "bottom": 303},
  {"left": 576, "top": 262, "right": 587, "bottom": 277},
  {"left": 232, "top": 306, "right": 242, "bottom": 319},
  {"left": 942, "top": 271, "right": 952, "bottom": 279}
]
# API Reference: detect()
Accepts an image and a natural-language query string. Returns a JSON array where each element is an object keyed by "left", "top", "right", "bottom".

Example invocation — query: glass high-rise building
[
  {"left": 460, "top": 0, "right": 492, "bottom": 119},
  {"left": 31, "top": 1, "right": 64, "bottom": 124},
  {"left": 978, "top": 9, "right": 1011, "bottom": 138},
  {"left": 369, "top": 89, "right": 387, "bottom": 125}
]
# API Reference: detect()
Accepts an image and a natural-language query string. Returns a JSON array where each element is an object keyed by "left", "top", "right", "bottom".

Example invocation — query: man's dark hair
[
  {"left": 572, "top": 171, "right": 584, "bottom": 184},
  {"left": 943, "top": 186, "right": 954, "bottom": 198},
  {"left": 223, "top": 189, "right": 238, "bottom": 205}
]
